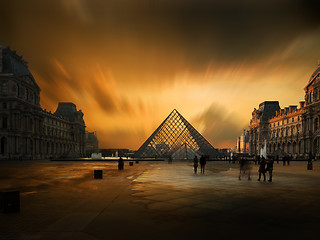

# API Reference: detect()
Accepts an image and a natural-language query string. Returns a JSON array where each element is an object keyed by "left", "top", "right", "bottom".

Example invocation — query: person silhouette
[
  {"left": 193, "top": 156, "right": 198, "bottom": 174},
  {"left": 239, "top": 157, "right": 251, "bottom": 180},
  {"left": 118, "top": 157, "right": 124, "bottom": 170},
  {"left": 258, "top": 156, "right": 266, "bottom": 181},
  {"left": 200, "top": 155, "right": 206, "bottom": 174},
  {"left": 266, "top": 157, "right": 274, "bottom": 182}
]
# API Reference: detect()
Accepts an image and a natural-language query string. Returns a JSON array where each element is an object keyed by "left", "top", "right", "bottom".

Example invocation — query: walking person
[
  {"left": 266, "top": 157, "right": 274, "bottom": 182},
  {"left": 200, "top": 155, "right": 206, "bottom": 174},
  {"left": 257, "top": 155, "right": 261, "bottom": 164},
  {"left": 118, "top": 157, "right": 124, "bottom": 170},
  {"left": 287, "top": 155, "right": 291, "bottom": 165},
  {"left": 193, "top": 156, "right": 199, "bottom": 174},
  {"left": 258, "top": 156, "right": 266, "bottom": 181},
  {"left": 238, "top": 157, "right": 251, "bottom": 180}
]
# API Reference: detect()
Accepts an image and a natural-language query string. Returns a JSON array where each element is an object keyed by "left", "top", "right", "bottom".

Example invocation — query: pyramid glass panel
[{"left": 135, "top": 109, "right": 219, "bottom": 159}]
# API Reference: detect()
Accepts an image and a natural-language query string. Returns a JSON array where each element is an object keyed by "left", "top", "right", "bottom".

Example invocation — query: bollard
[
  {"left": 0, "top": 191, "right": 20, "bottom": 213},
  {"left": 129, "top": 162, "right": 134, "bottom": 166},
  {"left": 307, "top": 162, "right": 313, "bottom": 170},
  {"left": 94, "top": 170, "right": 103, "bottom": 179}
]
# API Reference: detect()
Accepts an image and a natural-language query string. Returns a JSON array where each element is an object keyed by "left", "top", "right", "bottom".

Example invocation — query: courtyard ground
[{"left": 0, "top": 160, "right": 320, "bottom": 240}]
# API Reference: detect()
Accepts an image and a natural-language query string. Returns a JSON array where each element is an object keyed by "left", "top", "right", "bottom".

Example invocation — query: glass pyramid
[{"left": 135, "top": 109, "right": 219, "bottom": 159}]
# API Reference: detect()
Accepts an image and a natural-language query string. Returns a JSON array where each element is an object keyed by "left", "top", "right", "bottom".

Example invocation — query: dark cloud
[
  {"left": 1, "top": 0, "right": 320, "bottom": 76},
  {"left": 193, "top": 103, "right": 247, "bottom": 147}
]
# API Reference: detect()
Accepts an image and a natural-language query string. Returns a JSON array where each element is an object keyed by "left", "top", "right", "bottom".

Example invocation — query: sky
[{"left": 1, "top": 0, "right": 320, "bottom": 150}]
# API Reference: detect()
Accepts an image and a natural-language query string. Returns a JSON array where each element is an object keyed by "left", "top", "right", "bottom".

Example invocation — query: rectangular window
[{"left": 2, "top": 117, "right": 7, "bottom": 128}]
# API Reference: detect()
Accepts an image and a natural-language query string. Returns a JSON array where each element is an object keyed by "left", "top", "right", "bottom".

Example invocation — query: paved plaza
[{"left": 1, "top": 160, "right": 320, "bottom": 240}]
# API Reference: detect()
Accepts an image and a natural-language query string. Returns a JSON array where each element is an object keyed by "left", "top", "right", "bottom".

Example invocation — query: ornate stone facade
[
  {"left": 0, "top": 45, "right": 86, "bottom": 160},
  {"left": 84, "top": 131, "right": 99, "bottom": 157},
  {"left": 248, "top": 61, "right": 320, "bottom": 158}
]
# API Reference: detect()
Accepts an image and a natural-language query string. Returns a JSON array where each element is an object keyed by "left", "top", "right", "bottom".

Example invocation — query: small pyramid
[{"left": 135, "top": 109, "right": 219, "bottom": 159}]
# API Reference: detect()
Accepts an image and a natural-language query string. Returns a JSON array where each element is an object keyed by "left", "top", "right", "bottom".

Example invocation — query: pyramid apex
[{"left": 134, "top": 107, "right": 219, "bottom": 158}]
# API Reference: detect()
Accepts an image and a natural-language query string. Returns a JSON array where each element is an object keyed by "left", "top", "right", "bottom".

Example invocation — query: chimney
[
  {"left": 289, "top": 105, "right": 297, "bottom": 112},
  {"left": 285, "top": 107, "right": 289, "bottom": 114},
  {"left": 299, "top": 101, "right": 305, "bottom": 108}
]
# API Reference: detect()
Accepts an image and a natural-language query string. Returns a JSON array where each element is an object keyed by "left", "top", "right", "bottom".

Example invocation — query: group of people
[
  {"left": 193, "top": 155, "right": 206, "bottom": 174},
  {"left": 237, "top": 156, "right": 274, "bottom": 181},
  {"left": 258, "top": 156, "right": 274, "bottom": 182}
]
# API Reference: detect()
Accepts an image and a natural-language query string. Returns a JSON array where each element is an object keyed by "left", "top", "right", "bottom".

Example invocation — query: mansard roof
[
  {"left": 54, "top": 102, "right": 84, "bottom": 123},
  {"left": 1, "top": 47, "right": 40, "bottom": 90},
  {"left": 307, "top": 61, "right": 320, "bottom": 86}
]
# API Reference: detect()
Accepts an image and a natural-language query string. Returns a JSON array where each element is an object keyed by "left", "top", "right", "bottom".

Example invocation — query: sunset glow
[{"left": 1, "top": 0, "right": 320, "bottom": 150}]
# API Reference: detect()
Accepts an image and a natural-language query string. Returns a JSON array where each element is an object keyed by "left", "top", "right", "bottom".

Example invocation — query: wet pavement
[{"left": 1, "top": 160, "right": 320, "bottom": 240}]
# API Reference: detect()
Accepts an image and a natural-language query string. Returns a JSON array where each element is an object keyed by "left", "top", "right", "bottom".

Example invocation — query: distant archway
[
  {"left": 287, "top": 142, "right": 291, "bottom": 155},
  {"left": 314, "top": 138, "right": 318, "bottom": 155},
  {"left": 298, "top": 141, "right": 302, "bottom": 154},
  {"left": 293, "top": 142, "right": 297, "bottom": 155}
]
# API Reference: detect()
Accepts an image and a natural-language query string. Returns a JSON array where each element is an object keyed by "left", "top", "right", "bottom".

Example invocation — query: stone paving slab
[{"left": 0, "top": 160, "right": 320, "bottom": 239}]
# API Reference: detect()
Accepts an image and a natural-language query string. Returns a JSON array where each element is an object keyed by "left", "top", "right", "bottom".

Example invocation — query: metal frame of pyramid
[{"left": 134, "top": 109, "right": 219, "bottom": 159}]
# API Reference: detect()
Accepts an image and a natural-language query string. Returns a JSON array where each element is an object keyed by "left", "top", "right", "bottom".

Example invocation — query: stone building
[
  {"left": 248, "top": 60, "right": 320, "bottom": 158},
  {"left": 0, "top": 45, "right": 86, "bottom": 160},
  {"left": 84, "top": 131, "right": 99, "bottom": 157}
]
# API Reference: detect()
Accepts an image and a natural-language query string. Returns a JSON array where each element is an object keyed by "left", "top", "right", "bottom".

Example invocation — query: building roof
[
  {"left": 308, "top": 61, "right": 320, "bottom": 84},
  {"left": 54, "top": 102, "right": 78, "bottom": 122},
  {"left": 1, "top": 46, "right": 39, "bottom": 90}
]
